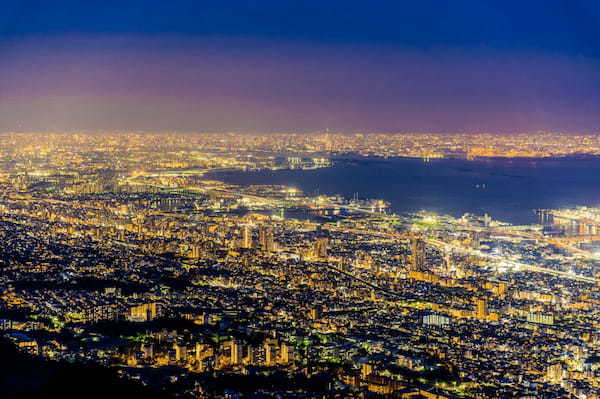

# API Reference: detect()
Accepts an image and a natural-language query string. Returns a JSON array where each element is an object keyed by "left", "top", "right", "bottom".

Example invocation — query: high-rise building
[
  {"left": 195, "top": 343, "right": 207, "bottom": 362},
  {"left": 409, "top": 237, "right": 426, "bottom": 272},
  {"left": 361, "top": 363, "right": 373, "bottom": 378},
  {"left": 475, "top": 298, "right": 488, "bottom": 320},
  {"left": 443, "top": 251, "right": 453, "bottom": 270},
  {"left": 471, "top": 231, "right": 481, "bottom": 248},
  {"left": 190, "top": 245, "right": 202, "bottom": 259},
  {"left": 174, "top": 343, "right": 187, "bottom": 362},
  {"left": 496, "top": 282, "right": 507, "bottom": 296},
  {"left": 231, "top": 341, "right": 242, "bottom": 364},
  {"left": 264, "top": 343, "right": 276, "bottom": 366},
  {"left": 242, "top": 225, "right": 253, "bottom": 249},
  {"left": 245, "top": 345, "right": 255, "bottom": 364},
  {"left": 129, "top": 303, "right": 157, "bottom": 322},
  {"left": 313, "top": 237, "right": 328, "bottom": 259},
  {"left": 259, "top": 226, "right": 274, "bottom": 252},
  {"left": 546, "top": 363, "right": 565, "bottom": 383},
  {"left": 280, "top": 343, "right": 294, "bottom": 364},
  {"left": 309, "top": 304, "right": 322, "bottom": 320}
]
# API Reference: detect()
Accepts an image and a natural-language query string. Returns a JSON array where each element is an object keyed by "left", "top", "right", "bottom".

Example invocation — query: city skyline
[
  {"left": 3, "top": 2, "right": 600, "bottom": 399},
  {"left": 3, "top": 132, "right": 600, "bottom": 398}
]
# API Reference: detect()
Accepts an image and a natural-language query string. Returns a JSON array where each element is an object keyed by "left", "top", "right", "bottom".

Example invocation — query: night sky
[{"left": 1, "top": 1, "right": 599, "bottom": 133}]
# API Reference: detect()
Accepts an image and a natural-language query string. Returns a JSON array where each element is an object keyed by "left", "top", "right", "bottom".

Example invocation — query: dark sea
[{"left": 207, "top": 157, "right": 600, "bottom": 225}]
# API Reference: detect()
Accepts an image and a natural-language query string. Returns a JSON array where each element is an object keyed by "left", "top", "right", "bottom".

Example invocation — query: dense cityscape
[
  {"left": 3, "top": 131, "right": 600, "bottom": 161},
  {"left": 2, "top": 132, "right": 600, "bottom": 398},
  {"left": 3, "top": 0, "right": 600, "bottom": 397}
]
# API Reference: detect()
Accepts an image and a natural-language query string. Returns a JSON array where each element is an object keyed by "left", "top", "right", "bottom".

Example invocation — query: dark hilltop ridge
[{"left": 0, "top": 337, "right": 172, "bottom": 399}]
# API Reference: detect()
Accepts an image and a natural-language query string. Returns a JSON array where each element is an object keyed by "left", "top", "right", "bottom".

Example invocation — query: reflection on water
[{"left": 207, "top": 157, "right": 600, "bottom": 225}]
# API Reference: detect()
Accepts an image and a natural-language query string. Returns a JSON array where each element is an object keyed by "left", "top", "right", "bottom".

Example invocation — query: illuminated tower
[
  {"left": 475, "top": 298, "right": 488, "bottom": 320},
  {"left": 443, "top": 250, "right": 453, "bottom": 271},
  {"left": 242, "top": 225, "right": 253, "bottom": 249},
  {"left": 410, "top": 237, "right": 426, "bottom": 272},
  {"left": 496, "top": 282, "right": 507, "bottom": 297},
  {"left": 471, "top": 231, "right": 481, "bottom": 248},
  {"left": 361, "top": 363, "right": 373, "bottom": 378},
  {"left": 245, "top": 345, "right": 255, "bottom": 364},
  {"left": 280, "top": 343, "right": 294, "bottom": 364},
  {"left": 546, "top": 363, "right": 564, "bottom": 383},
  {"left": 231, "top": 341, "right": 242, "bottom": 365},
  {"left": 259, "top": 226, "right": 274, "bottom": 252},
  {"left": 174, "top": 343, "right": 187, "bottom": 362},
  {"left": 129, "top": 302, "right": 157, "bottom": 321},
  {"left": 264, "top": 343, "right": 276, "bottom": 366},
  {"left": 190, "top": 245, "right": 202, "bottom": 259},
  {"left": 195, "top": 343, "right": 207, "bottom": 362},
  {"left": 313, "top": 237, "right": 328, "bottom": 259}
]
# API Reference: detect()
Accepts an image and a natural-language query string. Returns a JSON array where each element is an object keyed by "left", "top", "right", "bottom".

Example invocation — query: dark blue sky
[{"left": 1, "top": 1, "right": 599, "bottom": 132}]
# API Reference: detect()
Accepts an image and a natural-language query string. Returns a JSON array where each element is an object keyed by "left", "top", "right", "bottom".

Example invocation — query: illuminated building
[
  {"left": 527, "top": 312, "right": 554, "bottom": 325},
  {"left": 422, "top": 313, "right": 450, "bottom": 327},
  {"left": 5, "top": 132, "right": 600, "bottom": 398},
  {"left": 409, "top": 237, "right": 426, "bottom": 272},
  {"left": 547, "top": 363, "right": 565, "bottom": 383},
  {"left": 361, "top": 363, "right": 373, "bottom": 378},
  {"left": 313, "top": 237, "right": 328, "bottom": 259},
  {"left": 258, "top": 226, "right": 274, "bottom": 252},
  {"left": 280, "top": 343, "right": 294, "bottom": 364},
  {"left": 309, "top": 304, "right": 322, "bottom": 320},
  {"left": 475, "top": 298, "right": 488, "bottom": 320},
  {"left": 174, "top": 343, "right": 187, "bottom": 362},
  {"left": 142, "top": 344, "right": 154, "bottom": 360},
  {"left": 129, "top": 303, "right": 158, "bottom": 322},
  {"left": 242, "top": 225, "right": 253, "bottom": 249},
  {"left": 230, "top": 341, "right": 242, "bottom": 365},
  {"left": 190, "top": 245, "right": 202, "bottom": 259},
  {"left": 195, "top": 343, "right": 211, "bottom": 362},
  {"left": 263, "top": 343, "right": 276, "bottom": 366}
]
